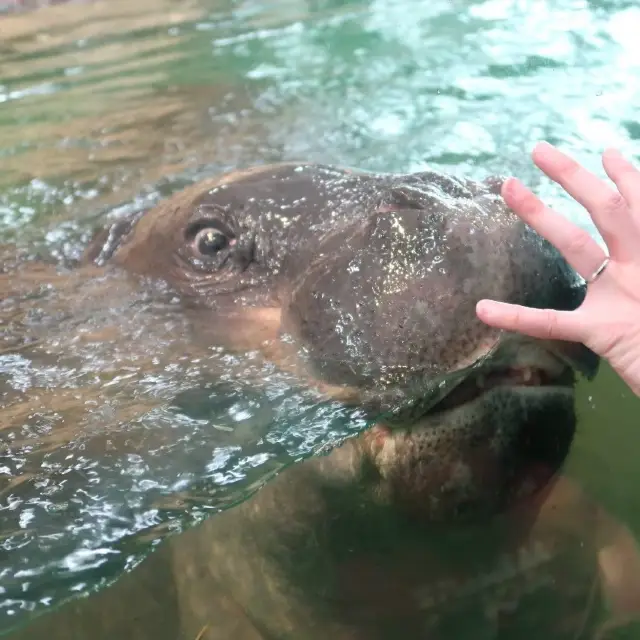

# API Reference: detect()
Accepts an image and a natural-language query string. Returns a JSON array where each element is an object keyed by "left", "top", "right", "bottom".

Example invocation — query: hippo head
[{"left": 86, "top": 163, "right": 599, "bottom": 523}]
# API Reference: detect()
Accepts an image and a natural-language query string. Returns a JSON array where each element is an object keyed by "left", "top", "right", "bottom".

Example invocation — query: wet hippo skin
[{"left": 10, "top": 164, "right": 640, "bottom": 639}]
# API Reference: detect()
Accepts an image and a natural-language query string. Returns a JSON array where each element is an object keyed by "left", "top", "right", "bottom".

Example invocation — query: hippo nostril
[
  {"left": 384, "top": 186, "right": 432, "bottom": 211},
  {"left": 483, "top": 175, "right": 507, "bottom": 196}
]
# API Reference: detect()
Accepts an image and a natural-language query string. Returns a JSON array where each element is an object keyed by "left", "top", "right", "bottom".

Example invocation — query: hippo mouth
[
  {"left": 427, "top": 362, "right": 576, "bottom": 416},
  {"left": 374, "top": 344, "right": 579, "bottom": 428},
  {"left": 363, "top": 349, "right": 586, "bottom": 523}
]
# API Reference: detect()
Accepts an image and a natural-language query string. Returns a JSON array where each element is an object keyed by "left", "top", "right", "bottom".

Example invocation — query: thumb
[{"left": 476, "top": 300, "right": 585, "bottom": 343}]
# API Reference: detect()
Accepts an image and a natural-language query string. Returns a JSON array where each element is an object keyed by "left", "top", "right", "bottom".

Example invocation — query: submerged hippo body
[{"left": 10, "top": 164, "right": 640, "bottom": 639}]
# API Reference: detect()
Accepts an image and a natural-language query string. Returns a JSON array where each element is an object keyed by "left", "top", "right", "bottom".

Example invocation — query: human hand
[{"left": 476, "top": 142, "right": 640, "bottom": 397}]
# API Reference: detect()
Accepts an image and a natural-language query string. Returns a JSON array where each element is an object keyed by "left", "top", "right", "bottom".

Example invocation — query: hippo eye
[{"left": 192, "top": 227, "right": 229, "bottom": 256}]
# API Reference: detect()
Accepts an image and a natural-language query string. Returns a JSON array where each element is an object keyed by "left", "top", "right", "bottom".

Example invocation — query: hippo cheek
[
  {"left": 366, "top": 386, "right": 577, "bottom": 523},
  {"left": 185, "top": 305, "right": 285, "bottom": 354}
]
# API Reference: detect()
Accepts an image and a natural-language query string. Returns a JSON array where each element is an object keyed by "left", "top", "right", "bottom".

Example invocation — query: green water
[{"left": 1, "top": 0, "right": 640, "bottom": 637}]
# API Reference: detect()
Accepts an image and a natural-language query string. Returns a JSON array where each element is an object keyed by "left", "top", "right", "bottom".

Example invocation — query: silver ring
[{"left": 587, "top": 257, "right": 610, "bottom": 284}]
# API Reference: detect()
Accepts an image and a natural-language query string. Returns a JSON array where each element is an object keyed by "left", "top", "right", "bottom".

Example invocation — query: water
[{"left": 1, "top": 0, "right": 640, "bottom": 637}]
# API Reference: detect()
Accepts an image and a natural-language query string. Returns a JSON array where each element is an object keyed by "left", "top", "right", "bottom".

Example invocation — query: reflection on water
[
  {"left": 0, "top": 241, "right": 370, "bottom": 632},
  {"left": 1, "top": 0, "right": 640, "bottom": 638}
]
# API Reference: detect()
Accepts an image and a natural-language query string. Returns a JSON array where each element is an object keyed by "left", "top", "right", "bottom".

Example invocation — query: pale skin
[{"left": 476, "top": 141, "right": 640, "bottom": 398}]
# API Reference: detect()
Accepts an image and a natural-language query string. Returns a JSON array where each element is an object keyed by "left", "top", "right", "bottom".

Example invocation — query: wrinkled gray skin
[{"left": 12, "top": 164, "right": 640, "bottom": 639}]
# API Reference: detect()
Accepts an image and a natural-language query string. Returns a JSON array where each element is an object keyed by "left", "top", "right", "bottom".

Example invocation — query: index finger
[
  {"left": 501, "top": 177, "right": 607, "bottom": 282},
  {"left": 532, "top": 142, "right": 640, "bottom": 261}
]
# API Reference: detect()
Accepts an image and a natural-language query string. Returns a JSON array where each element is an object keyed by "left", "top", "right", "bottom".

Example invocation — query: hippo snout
[{"left": 280, "top": 175, "right": 586, "bottom": 406}]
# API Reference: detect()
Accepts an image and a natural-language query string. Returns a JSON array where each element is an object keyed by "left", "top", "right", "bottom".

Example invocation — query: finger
[
  {"left": 502, "top": 177, "right": 608, "bottom": 280},
  {"left": 532, "top": 142, "right": 636, "bottom": 260},
  {"left": 602, "top": 148, "right": 640, "bottom": 217},
  {"left": 476, "top": 300, "right": 586, "bottom": 343}
]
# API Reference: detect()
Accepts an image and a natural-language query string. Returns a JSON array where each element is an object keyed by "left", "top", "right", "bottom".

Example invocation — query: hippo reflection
[{"left": 10, "top": 164, "right": 640, "bottom": 639}]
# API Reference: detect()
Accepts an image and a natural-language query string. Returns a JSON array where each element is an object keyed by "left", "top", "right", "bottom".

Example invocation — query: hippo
[{"left": 7, "top": 163, "right": 640, "bottom": 639}]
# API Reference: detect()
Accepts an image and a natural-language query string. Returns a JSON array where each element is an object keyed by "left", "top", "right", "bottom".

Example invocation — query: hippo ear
[{"left": 83, "top": 217, "right": 136, "bottom": 266}]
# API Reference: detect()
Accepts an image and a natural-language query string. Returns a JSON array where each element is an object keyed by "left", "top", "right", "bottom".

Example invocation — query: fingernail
[
  {"left": 501, "top": 177, "right": 526, "bottom": 203},
  {"left": 476, "top": 300, "right": 493, "bottom": 319},
  {"left": 500, "top": 178, "right": 511, "bottom": 199},
  {"left": 533, "top": 140, "right": 553, "bottom": 155},
  {"left": 604, "top": 147, "right": 623, "bottom": 160}
]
